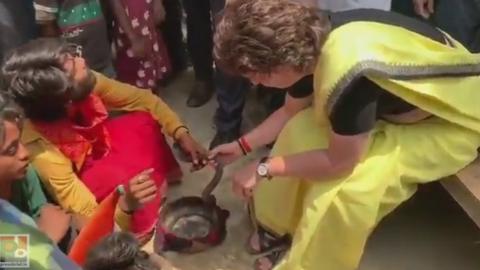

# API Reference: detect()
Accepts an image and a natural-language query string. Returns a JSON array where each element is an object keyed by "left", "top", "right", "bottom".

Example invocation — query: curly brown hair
[{"left": 214, "top": 0, "right": 331, "bottom": 75}]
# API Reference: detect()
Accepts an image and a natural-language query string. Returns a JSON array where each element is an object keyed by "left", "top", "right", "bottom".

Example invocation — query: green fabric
[
  {"left": 58, "top": 0, "right": 102, "bottom": 28},
  {"left": 10, "top": 166, "right": 47, "bottom": 218}
]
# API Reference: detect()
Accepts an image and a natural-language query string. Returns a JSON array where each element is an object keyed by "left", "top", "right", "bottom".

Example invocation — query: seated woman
[
  {"left": 0, "top": 91, "right": 79, "bottom": 269},
  {"left": 0, "top": 89, "right": 160, "bottom": 253},
  {"left": 0, "top": 90, "right": 72, "bottom": 246},
  {"left": 211, "top": 1, "right": 480, "bottom": 270},
  {"left": 1, "top": 38, "right": 207, "bottom": 241}
]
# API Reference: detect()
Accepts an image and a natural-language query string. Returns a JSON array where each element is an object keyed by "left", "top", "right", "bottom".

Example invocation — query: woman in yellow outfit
[{"left": 210, "top": 1, "right": 480, "bottom": 269}]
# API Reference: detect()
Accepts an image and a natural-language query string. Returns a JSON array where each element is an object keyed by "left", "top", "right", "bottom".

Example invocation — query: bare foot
[
  {"left": 254, "top": 249, "right": 288, "bottom": 270},
  {"left": 249, "top": 232, "right": 261, "bottom": 252},
  {"left": 256, "top": 256, "right": 274, "bottom": 270},
  {"left": 248, "top": 229, "right": 290, "bottom": 254}
]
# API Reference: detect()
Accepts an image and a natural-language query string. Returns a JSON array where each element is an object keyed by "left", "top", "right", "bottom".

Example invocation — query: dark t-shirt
[
  {"left": 0, "top": 0, "right": 37, "bottom": 61},
  {"left": 34, "top": 0, "right": 112, "bottom": 71},
  {"left": 288, "top": 9, "right": 448, "bottom": 135}
]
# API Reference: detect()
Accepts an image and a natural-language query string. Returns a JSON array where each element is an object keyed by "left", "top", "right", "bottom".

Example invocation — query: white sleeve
[{"left": 319, "top": 0, "right": 391, "bottom": 11}]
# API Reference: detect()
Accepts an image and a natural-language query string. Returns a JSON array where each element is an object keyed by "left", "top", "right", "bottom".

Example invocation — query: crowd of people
[{"left": 0, "top": 0, "right": 479, "bottom": 269}]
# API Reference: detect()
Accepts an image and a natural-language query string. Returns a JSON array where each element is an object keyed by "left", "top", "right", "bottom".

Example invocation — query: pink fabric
[
  {"left": 79, "top": 112, "right": 181, "bottom": 236},
  {"left": 113, "top": 0, "right": 171, "bottom": 89}
]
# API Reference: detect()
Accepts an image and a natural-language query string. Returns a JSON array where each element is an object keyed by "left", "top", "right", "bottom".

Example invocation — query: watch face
[{"left": 257, "top": 164, "right": 268, "bottom": 177}]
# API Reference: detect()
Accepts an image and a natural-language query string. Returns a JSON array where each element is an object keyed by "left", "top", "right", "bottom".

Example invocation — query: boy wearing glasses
[
  {"left": 2, "top": 38, "right": 207, "bottom": 242},
  {"left": 33, "top": 0, "right": 115, "bottom": 77}
]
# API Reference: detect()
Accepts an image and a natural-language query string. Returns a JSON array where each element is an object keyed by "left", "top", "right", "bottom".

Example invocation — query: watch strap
[{"left": 258, "top": 156, "right": 272, "bottom": 180}]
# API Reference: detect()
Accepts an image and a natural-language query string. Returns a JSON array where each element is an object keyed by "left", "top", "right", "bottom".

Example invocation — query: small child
[
  {"left": 109, "top": 0, "right": 172, "bottom": 89},
  {"left": 85, "top": 232, "right": 162, "bottom": 270}
]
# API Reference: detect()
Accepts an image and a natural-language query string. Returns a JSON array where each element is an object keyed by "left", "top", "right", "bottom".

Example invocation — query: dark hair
[
  {"left": 84, "top": 232, "right": 161, "bottom": 270},
  {"left": 0, "top": 89, "right": 24, "bottom": 146},
  {"left": 1, "top": 38, "right": 88, "bottom": 121},
  {"left": 214, "top": 0, "right": 331, "bottom": 75}
]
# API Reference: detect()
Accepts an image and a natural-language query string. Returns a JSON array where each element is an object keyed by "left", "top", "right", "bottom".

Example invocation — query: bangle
[
  {"left": 173, "top": 125, "right": 189, "bottom": 140},
  {"left": 239, "top": 136, "right": 252, "bottom": 153},
  {"left": 236, "top": 139, "right": 247, "bottom": 155}
]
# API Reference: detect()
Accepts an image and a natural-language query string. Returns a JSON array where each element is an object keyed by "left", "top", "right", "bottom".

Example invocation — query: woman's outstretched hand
[{"left": 209, "top": 142, "right": 244, "bottom": 166}]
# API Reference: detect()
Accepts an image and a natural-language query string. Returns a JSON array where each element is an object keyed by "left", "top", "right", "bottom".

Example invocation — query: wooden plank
[{"left": 441, "top": 158, "right": 480, "bottom": 228}]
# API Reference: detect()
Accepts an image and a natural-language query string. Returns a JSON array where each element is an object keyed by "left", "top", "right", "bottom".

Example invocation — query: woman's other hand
[
  {"left": 413, "top": 0, "right": 435, "bottom": 19},
  {"left": 232, "top": 161, "right": 260, "bottom": 199},
  {"left": 130, "top": 36, "right": 150, "bottom": 58},
  {"left": 153, "top": 0, "right": 166, "bottom": 25},
  {"left": 119, "top": 168, "right": 158, "bottom": 212}
]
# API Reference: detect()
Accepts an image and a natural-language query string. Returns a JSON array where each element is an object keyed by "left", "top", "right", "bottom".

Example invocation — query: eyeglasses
[
  {"left": 62, "top": 44, "right": 84, "bottom": 76},
  {"left": 65, "top": 44, "right": 83, "bottom": 58},
  {"left": 0, "top": 140, "right": 20, "bottom": 157},
  {"left": 72, "top": 45, "right": 83, "bottom": 58}
]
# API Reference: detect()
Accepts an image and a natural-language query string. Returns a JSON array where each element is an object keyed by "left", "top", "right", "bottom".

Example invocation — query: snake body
[{"left": 158, "top": 165, "right": 228, "bottom": 253}]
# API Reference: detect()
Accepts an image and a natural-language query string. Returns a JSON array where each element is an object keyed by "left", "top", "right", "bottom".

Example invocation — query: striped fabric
[{"left": 0, "top": 199, "right": 80, "bottom": 270}]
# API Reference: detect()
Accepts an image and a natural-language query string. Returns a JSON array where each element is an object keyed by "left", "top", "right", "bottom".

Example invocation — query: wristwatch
[{"left": 257, "top": 157, "right": 272, "bottom": 180}]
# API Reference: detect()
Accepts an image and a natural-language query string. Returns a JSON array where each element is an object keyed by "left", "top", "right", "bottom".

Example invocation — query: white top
[
  {"left": 319, "top": 0, "right": 391, "bottom": 11},
  {"left": 294, "top": 0, "right": 391, "bottom": 11}
]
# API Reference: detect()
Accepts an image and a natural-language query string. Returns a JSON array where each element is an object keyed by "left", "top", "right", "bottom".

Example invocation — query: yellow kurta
[
  {"left": 253, "top": 22, "right": 480, "bottom": 270},
  {"left": 21, "top": 72, "right": 187, "bottom": 228}
]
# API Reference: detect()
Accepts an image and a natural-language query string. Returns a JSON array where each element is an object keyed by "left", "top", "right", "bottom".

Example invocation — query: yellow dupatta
[{"left": 314, "top": 21, "right": 480, "bottom": 132}]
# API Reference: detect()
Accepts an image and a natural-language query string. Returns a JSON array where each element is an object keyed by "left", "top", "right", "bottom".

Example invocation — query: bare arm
[
  {"left": 109, "top": 0, "right": 136, "bottom": 41},
  {"left": 210, "top": 91, "right": 312, "bottom": 166},
  {"left": 37, "top": 21, "right": 60, "bottom": 37},
  {"left": 267, "top": 131, "right": 370, "bottom": 180},
  {"left": 152, "top": 0, "right": 166, "bottom": 25},
  {"left": 243, "top": 93, "right": 312, "bottom": 150},
  {"left": 231, "top": 130, "right": 371, "bottom": 198}
]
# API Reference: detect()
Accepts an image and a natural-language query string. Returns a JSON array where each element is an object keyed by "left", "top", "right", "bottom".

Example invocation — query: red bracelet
[
  {"left": 236, "top": 139, "right": 247, "bottom": 155},
  {"left": 239, "top": 136, "right": 252, "bottom": 153}
]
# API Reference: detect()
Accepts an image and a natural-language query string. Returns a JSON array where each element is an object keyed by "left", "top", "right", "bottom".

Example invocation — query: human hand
[
  {"left": 36, "top": 204, "right": 71, "bottom": 243},
  {"left": 130, "top": 36, "right": 150, "bottom": 58},
  {"left": 232, "top": 161, "right": 260, "bottom": 199},
  {"left": 71, "top": 214, "right": 89, "bottom": 230},
  {"left": 153, "top": 0, "right": 166, "bottom": 25},
  {"left": 209, "top": 141, "right": 244, "bottom": 166},
  {"left": 119, "top": 168, "right": 158, "bottom": 213},
  {"left": 177, "top": 133, "right": 209, "bottom": 170},
  {"left": 413, "top": 0, "right": 435, "bottom": 19}
]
